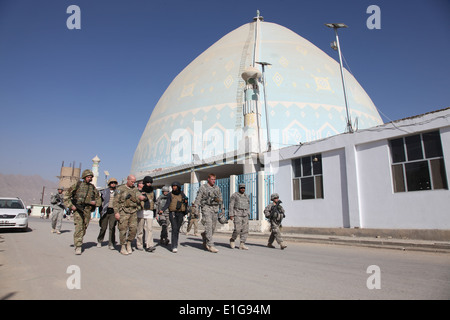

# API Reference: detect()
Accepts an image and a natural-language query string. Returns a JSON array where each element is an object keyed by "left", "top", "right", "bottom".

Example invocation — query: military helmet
[
  {"left": 57, "top": 186, "right": 64, "bottom": 190},
  {"left": 108, "top": 177, "right": 118, "bottom": 185},
  {"left": 270, "top": 193, "right": 280, "bottom": 201},
  {"left": 218, "top": 212, "right": 228, "bottom": 224},
  {"left": 81, "top": 169, "right": 94, "bottom": 179},
  {"left": 162, "top": 186, "right": 170, "bottom": 192},
  {"left": 238, "top": 183, "right": 246, "bottom": 189}
]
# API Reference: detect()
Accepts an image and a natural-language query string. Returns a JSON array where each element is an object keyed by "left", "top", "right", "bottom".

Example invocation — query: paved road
[{"left": 1, "top": 217, "right": 449, "bottom": 300}]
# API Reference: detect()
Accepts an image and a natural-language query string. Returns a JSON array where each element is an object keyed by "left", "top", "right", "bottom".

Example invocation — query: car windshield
[{"left": 0, "top": 200, "right": 24, "bottom": 209}]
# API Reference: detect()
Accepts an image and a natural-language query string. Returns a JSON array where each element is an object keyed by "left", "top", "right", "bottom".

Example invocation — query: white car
[{"left": 0, "top": 197, "right": 29, "bottom": 231}]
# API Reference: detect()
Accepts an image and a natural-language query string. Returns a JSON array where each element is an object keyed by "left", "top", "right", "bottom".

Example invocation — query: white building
[{"left": 274, "top": 108, "right": 450, "bottom": 230}]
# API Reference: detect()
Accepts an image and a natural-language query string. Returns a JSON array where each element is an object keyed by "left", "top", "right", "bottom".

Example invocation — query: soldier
[
  {"left": 50, "top": 187, "right": 66, "bottom": 234},
  {"left": 193, "top": 173, "right": 222, "bottom": 253},
  {"left": 264, "top": 193, "right": 287, "bottom": 250},
  {"left": 229, "top": 183, "right": 250, "bottom": 250},
  {"left": 186, "top": 205, "right": 200, "bottom": 236},
  {"left": 161, "top": 181, "right": 189, "bottom": 253},
  {"left": 97, "top": 177, "right": 119, "bottom": 250},
  {"left": 155, "top": 186, "right": 170, "bottom": 246},
  {"left": 113, "top": 175, "right": 147, "bottom": 255},
  {"left": 64, "top": 169, "right": 101, "bottom": 255}
]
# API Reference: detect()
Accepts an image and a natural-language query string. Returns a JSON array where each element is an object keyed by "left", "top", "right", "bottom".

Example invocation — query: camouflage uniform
[
  {"left": 186, "top": 205, "right": 200, "bottom": 235},
  {"left": 50, "top": 188, "right": 66, "bottom": 233},
  {"left": 229, "top": 189, "right": 250, "bottom": 249},
  {"left": 155, "top": 191, "right": 170, "bottom": 245},
  {"left": 113, "top": 183, "right": 145, "bottom": 253},
  {"left": 194, "top": 183, "right": 222, "bottom": 252},
  {"left": 263, "top": 197, "right": 287, "bottom": 249},
  {"left": 64, "top": 176, "right": 101, "bottom": 252}
]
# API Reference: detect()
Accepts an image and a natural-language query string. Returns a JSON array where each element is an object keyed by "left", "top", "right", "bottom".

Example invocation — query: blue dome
[{"left": 131, "top": 21, "right": 383, "bottom": 175}]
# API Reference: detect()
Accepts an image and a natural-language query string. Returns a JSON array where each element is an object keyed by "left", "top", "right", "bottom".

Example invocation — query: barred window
[
  {"left": 389, "top": 130, "right": 448, "bottom": 192},
  {"left": 292, "top": 154, "right": 323, "bottom": 200}
]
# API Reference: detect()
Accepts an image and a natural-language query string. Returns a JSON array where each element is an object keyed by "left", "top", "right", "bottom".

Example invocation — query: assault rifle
[{"left": 270, "top": 200, "right": 285, "bottom": 223}]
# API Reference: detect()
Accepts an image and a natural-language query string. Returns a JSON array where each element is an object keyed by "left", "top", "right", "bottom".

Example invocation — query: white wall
[
  {"left": 276, "top": 148, "right": 350, "bottom": 228},
  {"left": 356, "top": 128, "right": 450, "bottom": 229},
  {"left": 274, "top": 108, "right": 450, "bottom": 230}
]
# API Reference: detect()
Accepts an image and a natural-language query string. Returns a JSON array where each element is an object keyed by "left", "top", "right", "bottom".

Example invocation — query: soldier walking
[
  {"left": 186, "top": 205, "right": 199, "bottom": 236},
  {"left": 193, "top": 173, "right": 222, "bottom": 253},
  {"left": 155, "top": 186, "right": 171, "bottom": 246},
  {"left": 64, "top": 169, "right": 101, "bottom": 255},
  {"left": 97, "top": 177, "right": 119, "bottom": 250},
  {"left": 50, "top": 187, "right": 66, "bottom": 234},
  {"left": 113, "top": 175, "right": 147, "bottom": 255},
  {"left": 264, "top": 193, "right": 287, "bottom": 250},
  {"left": 229, "top": 183, "right": 250, "bottom": 250}
]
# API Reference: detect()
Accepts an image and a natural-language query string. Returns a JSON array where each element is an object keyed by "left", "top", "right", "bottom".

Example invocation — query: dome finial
[{"left": 253, "top": 10, "right": 264, "bottom": 22}]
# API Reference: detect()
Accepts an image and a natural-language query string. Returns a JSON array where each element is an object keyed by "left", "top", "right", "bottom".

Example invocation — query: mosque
[{"left": 130, "top": 13, "right": 450, "bottom": 231}]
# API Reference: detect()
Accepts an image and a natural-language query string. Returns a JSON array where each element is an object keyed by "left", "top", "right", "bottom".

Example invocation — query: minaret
[
  {"left": 91, "top": 155, "right": 100, "bottom": 187},
  {"left": 241, "top": 65, "right": 262, "bottom": 154},
  {"left": 239, "top": 11, "right": 265, "bottom": 173}
]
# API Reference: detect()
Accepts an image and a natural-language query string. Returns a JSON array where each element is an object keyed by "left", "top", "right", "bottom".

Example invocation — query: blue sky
[{"left": 0, "top": 0, "right": 449, "bottom": 186}]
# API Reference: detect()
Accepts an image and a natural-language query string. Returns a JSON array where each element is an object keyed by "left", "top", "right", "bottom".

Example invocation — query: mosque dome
[{"left": 131, "top": 18, "right": 383, "bottom": 176}]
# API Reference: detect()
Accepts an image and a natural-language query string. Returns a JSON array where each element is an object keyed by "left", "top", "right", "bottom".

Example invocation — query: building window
[
  {"left": 292, "top": 154, "right": 323, "bottom": 200},
  {"left": 389, "top": 130, "right": 448, "bottom": 192}
]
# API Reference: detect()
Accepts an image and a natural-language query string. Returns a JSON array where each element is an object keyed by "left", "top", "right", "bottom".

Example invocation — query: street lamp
[
  {"left": 255, "top": 61, "right": 272, "bottom": 151},
  {"left": 104, "top": 170, "right": 109, "bottom": 188},
  {"left": 325, "top": 23, "right": 353, "bottom": 133}
]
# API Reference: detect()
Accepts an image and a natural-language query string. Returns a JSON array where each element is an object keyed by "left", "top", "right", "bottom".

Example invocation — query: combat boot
[
  {"left": 75, "top": 247, "right": 82, "bottom": 255},
  {"left": 120, "top": 245, "right": 128, "bottom": 255},
  {"left": 207, "top": 245, "right": 219, "bottom": 253},
  {"left": 239, "top": 243, "right": 249, "bottom": 250},
  {"left": 229, "top": 238, "right": 235, "bottom": 249},
  {"left": 280, "top": 242, "right": 287, "bottom": 250},
  {"left": 267, "top": 243, "right": 275, "bottom": 248},
  {"left": 126, "top": 241, "right": 133, "bottom": 254},
  {"left": 201, "top": 232, "right": 207, "bottom": 249}
]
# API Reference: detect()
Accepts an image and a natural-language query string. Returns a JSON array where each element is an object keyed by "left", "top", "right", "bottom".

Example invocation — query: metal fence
[
  {"left": 216, "top": 177, "right": 230, "bottom": 218},
  {"left": 236, "top": 173, "right": 258, "bottom": 220},
  {"left": 186, "top": 172, "right": 274, "bottom": 221}
]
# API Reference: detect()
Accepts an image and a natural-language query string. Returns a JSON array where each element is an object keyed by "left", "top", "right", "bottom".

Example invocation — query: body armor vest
[
  {"left": 235, "top": 193, "right": 250, "bottom": 210},
  {"left": 169, "top": 193, "right": 186, "bottom": 212}
]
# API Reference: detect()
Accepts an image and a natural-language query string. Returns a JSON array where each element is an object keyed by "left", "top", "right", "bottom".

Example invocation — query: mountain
[{"left": 0, "top": 173, "right": 58, "bottom": 206}]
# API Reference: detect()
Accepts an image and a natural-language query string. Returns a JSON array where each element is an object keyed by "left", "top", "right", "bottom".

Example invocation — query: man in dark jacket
[
  {"left": 161, "top": 181, "right": 188, "bottom": 253},
  {"left": 97, "top": 177, "right": 119, "bottom": 250}
]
